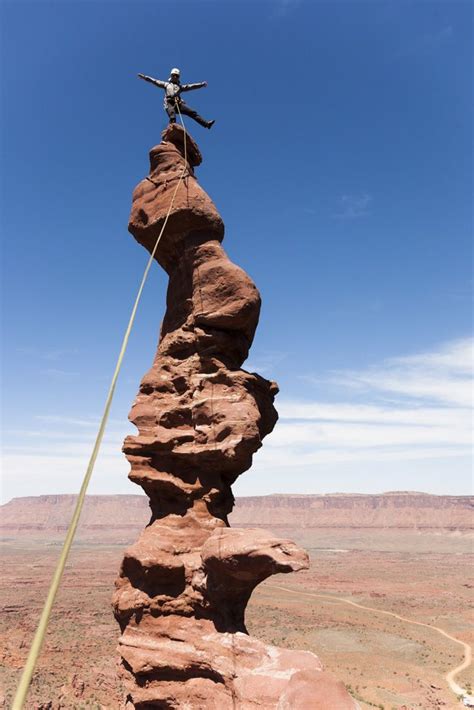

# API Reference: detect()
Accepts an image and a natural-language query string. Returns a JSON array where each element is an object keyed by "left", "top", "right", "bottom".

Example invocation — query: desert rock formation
[{"left": 113, "top": 125, "right": 358, "bottom": 708}]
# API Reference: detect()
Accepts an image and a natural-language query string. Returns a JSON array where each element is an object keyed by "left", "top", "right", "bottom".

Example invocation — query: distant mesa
[{"left": 1, "top": 492, "right": 472, "bottom": 542}]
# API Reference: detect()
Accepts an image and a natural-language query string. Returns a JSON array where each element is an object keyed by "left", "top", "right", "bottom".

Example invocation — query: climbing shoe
[{"left": 206, "top": 120, "right": 215, "bottom": 129}]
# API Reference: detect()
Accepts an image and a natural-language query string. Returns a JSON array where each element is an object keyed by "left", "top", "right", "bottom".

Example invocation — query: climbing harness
[{"left": 12, "top": 106, "right": 190, "bottom": 710}]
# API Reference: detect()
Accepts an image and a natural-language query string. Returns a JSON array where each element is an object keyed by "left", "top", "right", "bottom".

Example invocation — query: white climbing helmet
[{"left": 170, "top": 67, "right": 180, "bottom": 76}]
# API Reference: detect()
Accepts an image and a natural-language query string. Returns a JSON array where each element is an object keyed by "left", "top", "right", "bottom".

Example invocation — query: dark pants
[{"left": 166, "top": 99, "right": 209, "bottom": 127}]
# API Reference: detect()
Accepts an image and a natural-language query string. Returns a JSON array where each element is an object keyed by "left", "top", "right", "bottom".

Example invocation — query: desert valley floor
[{"left": 1, "top": 494, "right": 472, "bottom": 709}]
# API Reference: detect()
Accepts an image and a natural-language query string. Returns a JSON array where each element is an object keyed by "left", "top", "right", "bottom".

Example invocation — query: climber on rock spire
[{"left": 138, "top": 67, "right": 215, "bottom": 129}]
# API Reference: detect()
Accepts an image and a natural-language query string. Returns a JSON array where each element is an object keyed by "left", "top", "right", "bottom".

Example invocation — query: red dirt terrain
[{"left": 1, "top": 492, "right": 473, "bottom": 708}]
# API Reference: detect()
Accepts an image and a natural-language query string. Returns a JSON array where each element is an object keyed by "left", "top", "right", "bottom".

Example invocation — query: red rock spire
[{"left": 114, "top": 125, "right": 358, "bottom": 709}]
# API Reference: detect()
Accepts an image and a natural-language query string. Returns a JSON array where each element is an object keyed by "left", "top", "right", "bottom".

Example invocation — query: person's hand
[{"left": 203, "top": 81, "right": 208, "bottom": 87}]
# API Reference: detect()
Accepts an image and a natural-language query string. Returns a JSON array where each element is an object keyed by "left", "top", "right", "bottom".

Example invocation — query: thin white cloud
[
  {"left": 334, "top": 193, "right": 372, "bottom": 219},
  {"left": 264, "top": 336, "right": 473, "bottom": 471},
  {"left": 278, "top": 401, "right": 468, "bottom": 427},
  {"left": 396, "top": 25, "right": 454, "bottom": 58},
  {"left": 1, "top": 452, "right": 133, "bottom": 502},
  {"left": 17, "top": 347, "right": 79, "bottom": 361},
  {"left": 268, "top": 420, "right": 470, "bottom": 449},
  {"left": 244, "top": 350, "right": 287, "bottom": 375},
  {"left": 272, "top": 0, "right": 302, "bottom": 19},
  {"left": 40, "top": 368, "right": 80, "bottom": 379},
  {"left": 392, "top": 337, "right": 472, "bottom": 374},
  {"left": 256, "top": 445, "right": 468, "bottom": 468},
  {"left": 35, "top": 414, "right": 125, "bottom": 428},
  {"left": 322, "top": 337, "right": 473, "bottom": 407}
]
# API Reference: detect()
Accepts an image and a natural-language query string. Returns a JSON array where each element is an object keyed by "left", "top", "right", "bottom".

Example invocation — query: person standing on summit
[{"left": 138, "top": 68, "right": 215, "bottom": 129}]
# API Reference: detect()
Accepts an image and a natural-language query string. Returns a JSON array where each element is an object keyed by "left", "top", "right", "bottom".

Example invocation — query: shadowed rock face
[{"left": 115, "top": 125, "right": 358, "bottom": 709}]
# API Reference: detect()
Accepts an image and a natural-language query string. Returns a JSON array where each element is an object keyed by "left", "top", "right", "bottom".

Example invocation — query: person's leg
[
  {"left": 178, "top": 101, "right": 212, "bottom": 128},
  {"left": 166, "top": 102, "right": 176, "bottom": 123}
]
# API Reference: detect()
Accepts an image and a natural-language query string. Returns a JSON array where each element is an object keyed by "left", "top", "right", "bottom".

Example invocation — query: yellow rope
[{"left": 12, "top": 106, "right": 189, "bottom": 709}]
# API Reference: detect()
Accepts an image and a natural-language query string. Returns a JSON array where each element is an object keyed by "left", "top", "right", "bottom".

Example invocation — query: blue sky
[{"left": 1, "top": 0, "right": 472, "bottom": 503}]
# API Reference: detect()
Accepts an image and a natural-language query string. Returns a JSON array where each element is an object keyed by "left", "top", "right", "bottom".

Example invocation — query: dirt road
[{"left": 269, "top": 583, "right": 472, "bottom": 700}]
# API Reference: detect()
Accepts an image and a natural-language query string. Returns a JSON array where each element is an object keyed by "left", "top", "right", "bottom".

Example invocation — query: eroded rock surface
[
  {"left": 128, "top": 125, "right": 224, "bottom": 273},
  {"left": 115, "top": 125, "right": 358, "bottom": 708}
]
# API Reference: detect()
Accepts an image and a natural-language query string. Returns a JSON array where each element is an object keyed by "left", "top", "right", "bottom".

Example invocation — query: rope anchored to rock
[{"left": 12, "top": 105, "right": 190, "bottom": 710}]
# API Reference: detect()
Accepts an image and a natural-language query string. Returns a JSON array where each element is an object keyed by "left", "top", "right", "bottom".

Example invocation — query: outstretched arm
[
  {"left": 181, "top": 81, "right": 208, "bottom": 92},
  {"left": 137, "top": 73, "right": 167, "bottom": 89}
]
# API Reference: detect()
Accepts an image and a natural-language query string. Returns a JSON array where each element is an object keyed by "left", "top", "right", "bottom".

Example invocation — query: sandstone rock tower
[{"left": 113, "top": 125, "right": 357, "bottom": 709}]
